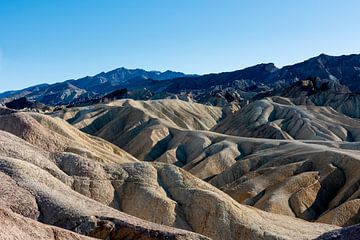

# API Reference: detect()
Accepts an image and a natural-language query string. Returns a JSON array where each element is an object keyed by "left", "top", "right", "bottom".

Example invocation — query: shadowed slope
[{"left": 316, "top": 224, "right": 360, "bottom": 240}]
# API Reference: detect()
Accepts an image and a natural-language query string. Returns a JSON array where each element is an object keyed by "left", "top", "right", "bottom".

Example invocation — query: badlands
[{"left": 0, "top": 96, "right": 357, "bottom": 239}]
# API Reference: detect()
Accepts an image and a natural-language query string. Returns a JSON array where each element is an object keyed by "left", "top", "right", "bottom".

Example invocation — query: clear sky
[{"left": 1, "top": 0, "right": 360, "bottom": 91}]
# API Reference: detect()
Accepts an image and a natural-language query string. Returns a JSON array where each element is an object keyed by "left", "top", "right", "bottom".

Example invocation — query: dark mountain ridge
[{"left": 165, "top": 53, "right": 360, "bottom": 93}]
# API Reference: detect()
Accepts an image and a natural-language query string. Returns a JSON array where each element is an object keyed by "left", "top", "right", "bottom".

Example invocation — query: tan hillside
[
  {"left": 0, "top": 108, "right": 137, "bottom": 163},
  {"left": 53, "top": 99, "right": 223, "bottom": 160}
]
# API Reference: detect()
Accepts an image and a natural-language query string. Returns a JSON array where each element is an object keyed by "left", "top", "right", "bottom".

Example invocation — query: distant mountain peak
[
  {"left": 259, "top": 63, "right": 278, "bottom": 71},
  {"left": 239, "top": 63, "right": 278, "bottom": 73},
  {"left": 317, "top": 53, "right": 330, "bottom": 58}
]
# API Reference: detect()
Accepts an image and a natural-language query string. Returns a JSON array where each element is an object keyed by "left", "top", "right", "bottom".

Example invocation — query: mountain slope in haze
[
  {"left": 0, "top": 68, "right": 189, "bottom": 105},
  {"left": 272, "top": 54, "right": 360, "bottom": 92},
  {"left": 165, "top": 63, "right": 278, "bottom": 93},
  {"left": 0, "top": 84, "right": 49, "bottom": 102},
  {"left": 165, "top": 54, "right": 360, "bottom": 94}
]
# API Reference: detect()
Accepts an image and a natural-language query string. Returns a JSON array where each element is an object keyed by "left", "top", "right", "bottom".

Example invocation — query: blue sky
[{"left": 0, "top": 0, "right": 360, "bottom": 91}]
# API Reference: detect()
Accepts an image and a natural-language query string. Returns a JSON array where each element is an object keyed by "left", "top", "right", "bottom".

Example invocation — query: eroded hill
[
  {"left": 0, "top": 107, "right": 342, "bottom": 240},
  {"left": 53, "top": 99, "right": 360, "bottom": 230}
]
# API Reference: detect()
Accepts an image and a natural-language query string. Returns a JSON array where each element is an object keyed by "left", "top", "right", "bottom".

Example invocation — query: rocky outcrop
[
  {"left": 264, "top": 78, "right": 360, "bottom": 119},
  {"left": 4, "top": 97, "right": 51, "bottom": 111}
]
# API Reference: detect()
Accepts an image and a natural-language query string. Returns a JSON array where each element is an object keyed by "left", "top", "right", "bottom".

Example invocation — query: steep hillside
[
  {"left": 165, "top": 63, "right": 278, "bottom": 93},
  {"left": 294, "top": 91, "right": 360, "bottom": 119}
]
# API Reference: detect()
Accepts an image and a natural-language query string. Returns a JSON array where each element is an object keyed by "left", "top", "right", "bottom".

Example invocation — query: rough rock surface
[
  {"left": 316, "top": 224, "right": 360, "bottom": 240},
  {"left": 0, "top": 208, "right": 95, "bottom": 240}
]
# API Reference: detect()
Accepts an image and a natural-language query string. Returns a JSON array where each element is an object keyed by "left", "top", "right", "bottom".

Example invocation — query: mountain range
[
  {"left": 1, "top": 53, "right": 360, "bottom": 106},
  {"left": 168, "top": 53, "right": 360, "bottom": 92},
  {"left": 0, "top": 68, "right": 189, "bottom": 105}
]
